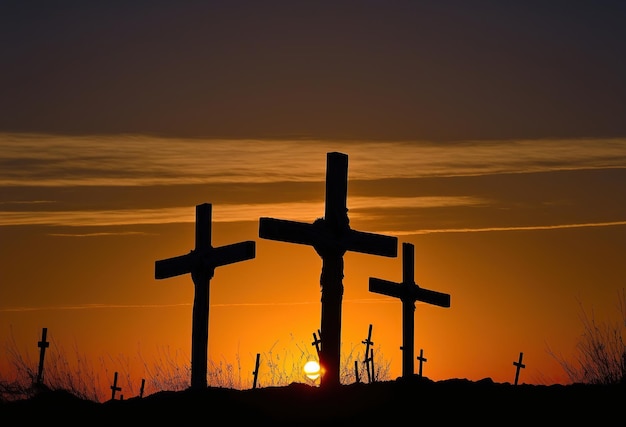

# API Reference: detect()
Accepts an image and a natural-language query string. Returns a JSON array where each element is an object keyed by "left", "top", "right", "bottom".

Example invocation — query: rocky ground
[{"left": 2, "top": 376, "right": 624, "bottom": 426}]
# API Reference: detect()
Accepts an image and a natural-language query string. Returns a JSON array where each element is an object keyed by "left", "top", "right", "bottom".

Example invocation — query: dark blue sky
[{"left": 1, "top": 0, "right": 625, "bottom": 140}]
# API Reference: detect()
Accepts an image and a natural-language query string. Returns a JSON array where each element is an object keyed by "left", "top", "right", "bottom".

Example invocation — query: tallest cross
[{"left": 259, "top": 152, "right": 398, "bottom": 388}]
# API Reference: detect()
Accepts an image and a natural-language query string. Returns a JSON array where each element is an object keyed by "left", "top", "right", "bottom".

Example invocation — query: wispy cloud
[
  {"left": 386, "top": 220, "right": 626, "bottom": 236},
  {"left": 2, "top": 133, "right": 625, "bottom": 186},
  {"left": 0, "top": 196, "right": 485, "bottom": 227}
]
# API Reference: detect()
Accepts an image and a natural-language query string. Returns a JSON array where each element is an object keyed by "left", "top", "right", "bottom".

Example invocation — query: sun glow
[{"left": 303, "top": 360, "right": 321, "bottom": 381}]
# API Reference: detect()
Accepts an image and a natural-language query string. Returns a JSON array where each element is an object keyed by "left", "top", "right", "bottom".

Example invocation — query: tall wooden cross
[
  {"left": 259, "top": 152, "right": 398, "bottom": 388},
  {"left": 36, "top": 327, "right": 49, "bottom": 385},
  {"left": 513, "top": 352, "right": 525, "bottom": 385},
  {"left": 369, "top": 242, "right": 450, "bottom": 378},
  {"left": 155, "top": 203, "right": 256, "bottom": 390}
]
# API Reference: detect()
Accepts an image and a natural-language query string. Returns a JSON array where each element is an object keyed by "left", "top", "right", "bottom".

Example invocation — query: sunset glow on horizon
[{"left": 2, "top": 134, "right": 625, "bottom": 399}]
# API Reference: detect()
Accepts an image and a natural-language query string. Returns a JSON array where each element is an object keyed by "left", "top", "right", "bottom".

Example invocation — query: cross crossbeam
[
  {"left": 259, "top": 152, "right": 397, "bottom": 388},
  {"left": 369, "top": 242, "right": 450, "bottom": 378},
  {"left": 155, "top": 203, "right": 255, "bottom": 390}
]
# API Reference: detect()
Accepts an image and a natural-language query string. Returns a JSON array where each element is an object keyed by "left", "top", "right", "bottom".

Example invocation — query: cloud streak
[
  {"left": 0, "top": 196, "right": 486, "bottom": 227},
  {"left": 2, "top": 134, "right": 625, "bottom": 186},
  {"left": 388, "top": 221, "right": 626, "bottom": 236}
]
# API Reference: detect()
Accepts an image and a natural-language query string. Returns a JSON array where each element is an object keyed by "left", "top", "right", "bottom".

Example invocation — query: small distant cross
[
  {"left": 362, "top": 324, "right": 374, "bottom": 383},
  {"left": 155, "top": 203, "right": 255, "bottom": 390},
  {"left": 416, "top": 348, "right": 427, "bottom": 377},
  {"left": 110, "top": 372, "right": 121, "bottom": 400},
  {"left": 369, "top": 242, "right": 450, "bottom": 378},
  {"left": 252, "top": 353, "right": 261, "bottom": 389},
  {"left": 513, "top": 352, "right": 525, "bottom": 385},
  {"left": 312, "top": 329, "right": 322, "bottom": 356},
  {"left": 36, "top": 327, "right": 49, "bottom": 385}
]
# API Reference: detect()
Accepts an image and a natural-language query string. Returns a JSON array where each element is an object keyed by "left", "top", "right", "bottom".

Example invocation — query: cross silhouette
[
  {"left": 513, "top": 352, "right": 526, "bottom": 385},
  {"left": 36, "top": 327, "right": 49, "bottom": 385},
  {"left": 252, "top": 353, "right": 261, "bottom": 389},
  {"left": 362, "top": 324, "right": 374, "bottom": 383},
  {"left": 416, "top": 348, "right": 427, "bottom": 377},
  {"left": 110, "top": 371, "right": 121, "bottom": 400},
  {"left": 155, "top": 203, "right": 256, "bottom": 390},
  {"left": 259, "top": 152, "right": 397, "bottom": 388},
  {"left": 369, "top": 242, "right": 450, "bottom": 378},
  {"left": 311, "top": 330, "right": 322, "bottom": 356}
]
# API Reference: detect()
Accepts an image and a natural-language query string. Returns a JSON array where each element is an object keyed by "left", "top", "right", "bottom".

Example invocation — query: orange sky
[
  {"left": 1, "top": 2, "right": 626, "bottom": 402},
  {"left": 2, "top": 136, "right": 626, "bottom": 400}
]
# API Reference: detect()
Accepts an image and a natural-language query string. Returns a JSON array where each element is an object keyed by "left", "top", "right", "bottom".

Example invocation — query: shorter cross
[
  {"left": 362, "top": 324, "right": 374, "bottom": 383},
  {"left": 110, "top": 372, "right": 121, "bottom": 400},
  {"left": 36, "top": 327, "right": 49, "bottom": 385},
  {"left": 416, "top": 348, "right": 427, "bottom": 377},
  {"left": 513, "top": 352, "right": 525, "bottom": 385},
  {"left": 252, "top": 353, "right": 261, "bottom": 389},
  {"left": 369, "top": 242, "right": 450, "bottom": 378}
]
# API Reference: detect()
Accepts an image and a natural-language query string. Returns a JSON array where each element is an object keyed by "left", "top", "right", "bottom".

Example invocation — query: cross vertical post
[
  {"left": 252, "top": 353, "right": 261, "bottom": 389},
  {"left": 259, "top": 152, "right": 397, "bottom": 388},
  {"left": 36, "top": 327, "right": 49, "bottom": 385},
  {"left": 155, "top": 203, "right": 256, "bottom": 390},
  {"left": 513, "top": 352, "right": 525, "bottom": 385},
  {"left": 369, "top": 242, "right": 450, "bottom": 378},
  {"left": 417, "top": 348, "right": 427, "bottom": 377}
]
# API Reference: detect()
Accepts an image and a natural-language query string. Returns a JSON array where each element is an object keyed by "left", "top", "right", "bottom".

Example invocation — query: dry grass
[{"left": 1, "top": 330, "right": 390, "bottom": 403}]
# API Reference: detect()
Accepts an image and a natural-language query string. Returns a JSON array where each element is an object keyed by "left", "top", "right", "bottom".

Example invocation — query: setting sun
[{"left": 303, "top": 360, "right": 321, "bottom": 381}]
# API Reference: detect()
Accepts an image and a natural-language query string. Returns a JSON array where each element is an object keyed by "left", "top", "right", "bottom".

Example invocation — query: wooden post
[
  {"left": 155, "top": 203, "right": 256, "bottom": 390},
  {"left": 252, "top": 353, "right": 261, "bottom": 389},
  {"left": 259, "top": 152, "right": 398, "bottom": 388},
  {"left": 36, "top": 327, "right": 49, "bottom": 385},
  {"left": 110, "top": 372, "right": 121, "bottom": 400},
  {"left": 513, "top": 352, "right": 525, "bottom": 385},
  {"left": 354, "top": 360, "right": 360, "bottom": 384},
  {"left": 362, "top": 324, "right": 374, "bottom": 383},
  {"left": 369, "top": 348, "right": 376, "bottom": 382},
  {"left": 369, "top": 242, "right": 450, "bottom": 378},
  {"left": 139, "top": 378, "right": 145, "bottom": 398},
  {"left": 417, "top": 348, "right": 427, "bottom": 377}
]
